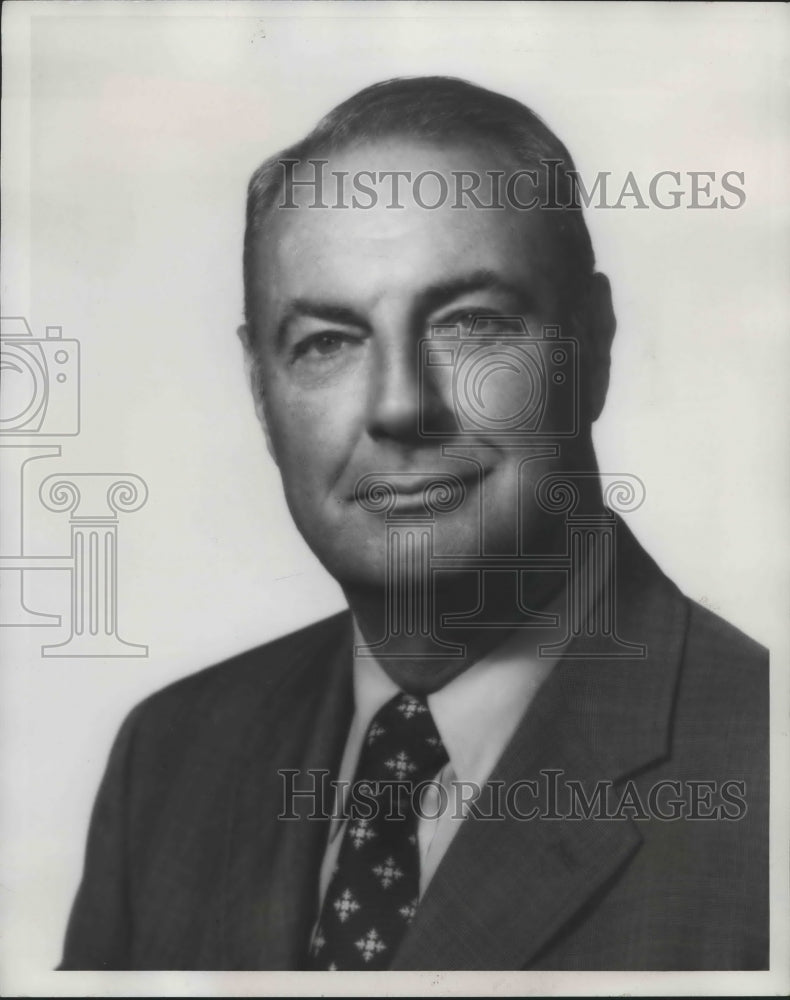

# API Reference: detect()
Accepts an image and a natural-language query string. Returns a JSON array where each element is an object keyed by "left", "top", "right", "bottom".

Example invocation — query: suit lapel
[
  {"left": 220, "top": 615, "right": 354, "bottom": 969},
  {"left": 393, "top": 519, "right": 690, "bottom": 970}
]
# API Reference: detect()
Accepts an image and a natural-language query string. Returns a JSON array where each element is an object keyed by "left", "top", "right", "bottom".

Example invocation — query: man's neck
[{"left": 345, "top": 565, "right": 568, "bottom": 695}]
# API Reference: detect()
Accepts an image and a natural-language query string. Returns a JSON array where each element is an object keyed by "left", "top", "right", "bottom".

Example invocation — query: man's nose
[
  {"left": 366, "top": 334, "right": 448, "bottom": 442},
  {"left": 366, "top": 334, "right": 421, "bottom": 441}
]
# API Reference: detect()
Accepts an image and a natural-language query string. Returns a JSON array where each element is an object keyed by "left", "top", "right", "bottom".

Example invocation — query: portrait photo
[{"left": 1, "top": 2, "right": 788, "bottom": 996}]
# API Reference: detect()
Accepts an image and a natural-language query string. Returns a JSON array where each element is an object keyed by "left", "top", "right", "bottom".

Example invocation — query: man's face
[{"left": 246, "top": 139, "right": 598, "bottom": 590}]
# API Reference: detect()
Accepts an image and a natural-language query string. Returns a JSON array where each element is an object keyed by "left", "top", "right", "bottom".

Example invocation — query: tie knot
[{"left": 357, "top": 692, "right": 448, "bottom": 785}]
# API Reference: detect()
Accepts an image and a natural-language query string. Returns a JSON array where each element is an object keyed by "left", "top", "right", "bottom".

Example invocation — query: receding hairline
[{"left": 243, "top": 76, "right": 596, "bottom": 336}]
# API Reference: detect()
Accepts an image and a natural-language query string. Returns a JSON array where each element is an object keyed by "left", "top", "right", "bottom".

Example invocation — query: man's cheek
[{"left": 266, "top": 401, "right": 320, "bottom": 461}]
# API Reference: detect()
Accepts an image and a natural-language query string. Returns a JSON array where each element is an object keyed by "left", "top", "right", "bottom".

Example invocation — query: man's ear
[
  {"left": 577, "top": 272, "right": 616, "bottom": 424},
  {"left": 236, "top": 323, "right": 278, "bottom": 465}
]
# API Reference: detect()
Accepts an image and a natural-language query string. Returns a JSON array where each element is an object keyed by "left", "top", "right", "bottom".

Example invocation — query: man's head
[{"left": 238, "top": 77, "right": 615, "bottom": 594}]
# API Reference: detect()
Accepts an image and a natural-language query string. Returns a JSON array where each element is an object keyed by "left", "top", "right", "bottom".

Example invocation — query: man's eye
[{"left": 292, "top": 332, "right": 354, "bottom": 361}]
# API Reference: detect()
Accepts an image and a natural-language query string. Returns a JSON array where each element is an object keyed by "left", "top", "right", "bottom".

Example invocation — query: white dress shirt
[{"left": 317, "top": 626, "right": 561, "bottom": 908}]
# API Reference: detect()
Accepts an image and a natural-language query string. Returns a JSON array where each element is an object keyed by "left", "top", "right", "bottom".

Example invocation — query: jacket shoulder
[
  {"left": 683, "top": 597, "right": 767, "bottom": 678},
  {"left": 126, "top": 609, "right": 352, "bottom": 747}
]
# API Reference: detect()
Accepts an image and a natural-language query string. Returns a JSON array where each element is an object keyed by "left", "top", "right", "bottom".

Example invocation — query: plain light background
[{"left": 2, "top": 2, "right": 788, "bottom": 996}]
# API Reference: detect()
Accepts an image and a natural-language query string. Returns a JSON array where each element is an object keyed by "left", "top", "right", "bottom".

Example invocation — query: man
[{"left": 60, "top": 77, "right": 768, "bottom": 971}]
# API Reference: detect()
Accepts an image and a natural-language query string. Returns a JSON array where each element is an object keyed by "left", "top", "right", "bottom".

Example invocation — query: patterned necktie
[{"left": 306, "top": 691, "right": 449, "bottom": 971}]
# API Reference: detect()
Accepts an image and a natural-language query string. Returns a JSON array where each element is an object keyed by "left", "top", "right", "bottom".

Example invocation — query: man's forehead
[
  {"left": 279, "top": 136, "right": 526, "bottom": 212},
  {"left": 255, "top": 136, "right": 556, "bottom": 306}
]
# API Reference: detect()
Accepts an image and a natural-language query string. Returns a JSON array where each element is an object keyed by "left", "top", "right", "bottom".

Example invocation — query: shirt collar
[
  {"left": 427, "top": 629, "right": 557, "bottom": 786},
  {"left": 351, "top": 625, "right": 559, "bottom": 787}
]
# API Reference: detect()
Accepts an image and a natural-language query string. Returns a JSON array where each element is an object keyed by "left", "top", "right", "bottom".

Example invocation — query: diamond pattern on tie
[
  {"left": 396, "top": 695, "right": 427, "bottom": 720},
  {"left": 347, "top": 818, "right": 376, "bottom": 849},
  {"left": 384, "top": 750, "right": 417, "bottom": 780},
  {"left": 355, "top": 928, "right": 387, "bottom": 962},
  {"left": 305, "top": 691, "right": 448, "bottom": 971},
  {"left": 333, "top": 888, "right": 361, "bottom": 922},
  {"left": 372, "top": 856, "right": 403, "bottom": 889},
  {"left": 367, "top": 721, "right": 386, "bottom": 745}
]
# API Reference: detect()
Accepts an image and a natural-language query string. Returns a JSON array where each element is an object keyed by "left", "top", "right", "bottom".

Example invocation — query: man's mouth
[{"left": 349, "top": 466, "right": 491, "bottom": 514}]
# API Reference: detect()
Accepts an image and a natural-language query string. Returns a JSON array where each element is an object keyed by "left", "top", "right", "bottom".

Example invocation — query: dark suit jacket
[{"left": 60, "top": 520, "right": 768, "bottom": 970}]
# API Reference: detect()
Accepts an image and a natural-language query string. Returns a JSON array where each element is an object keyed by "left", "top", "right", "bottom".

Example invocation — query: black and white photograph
[{"left": 1, "top": 2, "right": 788, "bottom": 996}]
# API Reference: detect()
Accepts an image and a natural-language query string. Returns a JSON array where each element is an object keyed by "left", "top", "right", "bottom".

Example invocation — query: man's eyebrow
[
  {"left": 274, "top": 271, "right": 532, "bottom": 347},
  {"left": 416, "top": 270, "right": 533, "bottom": 315},
  {"left": 276, "top": 300, "right": 370, "bottom": 348}
]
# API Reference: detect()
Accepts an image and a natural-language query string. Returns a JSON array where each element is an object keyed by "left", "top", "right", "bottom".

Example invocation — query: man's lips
[{"left": 346, "top": 466, "right": 492, "bottom": 508}]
